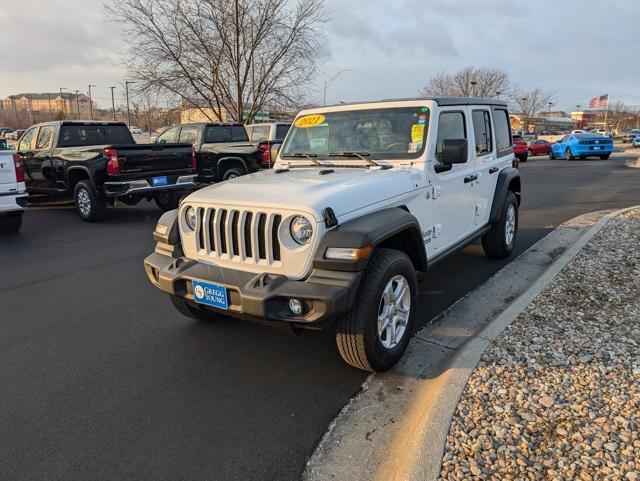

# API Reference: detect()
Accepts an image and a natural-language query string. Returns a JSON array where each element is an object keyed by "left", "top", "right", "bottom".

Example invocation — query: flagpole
[{"left": 603, "top": 94, "right": 610, "bottom": 132}]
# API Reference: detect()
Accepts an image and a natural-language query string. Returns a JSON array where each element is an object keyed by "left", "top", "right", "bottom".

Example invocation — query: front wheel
[
  {"left": 154, "top": 190, "right": 182, "bottom": 212},
  {"left": 335, "top": 248, "right": 418, "bottom": 372},
  {"left": 74, "top": 179, "right": 106, "bottom": 222},
  {"left": 0, "top": 213, "right": 22, "bottom": 233},
  {"left": 565, "top": 148, "right": 574, "bottom": 161},
  {"left": 482, "top": 191, "right": 518, "bottom": 259},
  {"left": 599, "top": 154, "right": 611, "bottom": 160}
]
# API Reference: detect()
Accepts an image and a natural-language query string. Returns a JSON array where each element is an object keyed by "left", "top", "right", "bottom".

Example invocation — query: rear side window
[
  {"left": 58, "top": 125, "right": 134, "bottom": 147},
  {"left": 436, "top": 111, "right": 467, "bottom": 162},
  {"left": 17, "top": 127, "right": 37, "bottom": 152},
  {"left": 492, "top": 109, "right": 512, "bottom": 157},
  {"left": 36, "top": 125, "right": 54, "bottom": 150},
  {"left": 250, "top": 125, "right": 270, "bottom": 142},
  {"left": 179, "top": 126, "right": 199, "bottom": 144},
  {"left": 204, "top": 125, "right": 249, "bottom": 143},
  {"left": 157, "top": 127, "right": 179, "bottom": 143},
  {"left": 275, "top": 124, "right": 291, "bottom": 140},
  {"left": 472, "top": 110, "right": 492, "bottom": 155}
]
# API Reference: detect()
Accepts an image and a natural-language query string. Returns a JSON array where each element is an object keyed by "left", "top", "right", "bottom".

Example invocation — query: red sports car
[
  {"left": 512, "top": 135, "right": 528, "bottom": 162},
  {"left": 528, "top": 139, "right": 551, "bottom": 156}
]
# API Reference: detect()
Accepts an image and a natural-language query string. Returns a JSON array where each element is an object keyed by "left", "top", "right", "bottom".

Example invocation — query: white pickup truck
[
  {"left": 144, "top": 97, "right": 521, "bottom": 371},
  {"left": 0, "top": 143, "right": 27, "bottom": 233}
]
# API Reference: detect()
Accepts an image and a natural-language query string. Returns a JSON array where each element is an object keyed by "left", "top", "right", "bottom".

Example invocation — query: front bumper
[
  {"left": 104, "top": 175, "right": 198, "bottom": 197},
  {"left": 144, "top": 250, "right": 361, "bottom": 328}
]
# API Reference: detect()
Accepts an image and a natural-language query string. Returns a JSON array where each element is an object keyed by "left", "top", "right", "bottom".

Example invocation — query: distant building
[
  {"left": 510, "top": 114, "right": 577, "bottom": 133},
  {"left": 1, "top": 92, "right": 94, "bottom": 118},
  {"left": 180, "top": 99, "right": 292, "bottom": 125},
  {"left": 570, "top": 111, "right": 597, "bottom": 129}
]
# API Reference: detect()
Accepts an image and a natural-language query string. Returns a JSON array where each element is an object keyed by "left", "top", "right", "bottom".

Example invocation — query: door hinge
[{"left": 432, "top": 185, "right": 442, "bottom": 199}]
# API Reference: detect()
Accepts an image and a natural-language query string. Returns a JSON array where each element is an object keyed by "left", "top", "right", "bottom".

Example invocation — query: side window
[
  {"left": 436, "top": 111, "right": 467, "bottom": 162},
  {"left": 231, "top": 125, "right": 249, "bottom": 141},
  {"left": 179, "top": 126, "right": 199, "bottom": 145},
  {"left": 492, "top": 109, "right": 512, "bottom": 157},
  {"left": 36, "top": 125, "right": 54, "bottom": 150},
  {"left": 204, "top": 126, "right": 231, "bottom": 143},
  {"left": 158, "top": 127, "right": 179, "bottom": 143},
  {"left": 17, "top": 127, "right": 37, "bottom": 152},
  {"left": 472, "top": 110, "right": 492, "bottom": 155},
  {"left": 250, "top": 125, "right": 271, "bottom": 142},
  {"left": 275, "top": 124, "right": 291, "bottom": 140}
]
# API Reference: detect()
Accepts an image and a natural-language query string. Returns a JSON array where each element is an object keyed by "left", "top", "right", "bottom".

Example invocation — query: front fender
[{"left": 489, "top": 168, "right": 521, "bottom": 223}]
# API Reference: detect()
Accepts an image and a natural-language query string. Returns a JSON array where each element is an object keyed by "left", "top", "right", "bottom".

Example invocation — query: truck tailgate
[{"left": 114, "top": 143, "right": 193, "bottom": 176}]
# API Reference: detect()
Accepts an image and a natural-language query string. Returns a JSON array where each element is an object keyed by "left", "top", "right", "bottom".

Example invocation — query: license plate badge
[
  {"left": 192, "top": 280, "right": 229, "bottom": 310},
  {"left": 152, "top": 176, "right": 169, "bottom": 186}
]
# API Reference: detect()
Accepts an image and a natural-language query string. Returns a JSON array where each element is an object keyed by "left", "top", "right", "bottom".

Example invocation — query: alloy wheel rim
[
  {"left": 377, "top": 275, "right": 411, "bottom": 349},
  {"left": 77, "top": 189, "right": 91, "bottom": 216},
  {"left": 505, "top": 204, "right": 516, "bottom": 246}
]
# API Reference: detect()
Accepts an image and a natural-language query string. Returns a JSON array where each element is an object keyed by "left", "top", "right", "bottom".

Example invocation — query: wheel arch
[
  {"left": 66, "top": 166, "right": 93, "bottom": 192},
  {"left": 216, "top": 157, "right": 248, "bottom": 179},
  {"left": 489, "top": 168, "right": 521, "bottom": 223}
]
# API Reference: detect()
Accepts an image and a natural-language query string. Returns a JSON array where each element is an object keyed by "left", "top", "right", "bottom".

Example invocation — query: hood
[{"left": 185, "top": 167, "right": 417, "bottom": 221}]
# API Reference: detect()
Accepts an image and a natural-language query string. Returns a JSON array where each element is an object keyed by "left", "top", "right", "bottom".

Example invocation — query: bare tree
[
  {"left": 510, "top": 88, "right": 555, "bottom": 131},
  {"left": 105, "top": 0, "right": 328, "bottom": 122},
  {"left": 420, "top": 67, "right": 510, "bottom": 98}
]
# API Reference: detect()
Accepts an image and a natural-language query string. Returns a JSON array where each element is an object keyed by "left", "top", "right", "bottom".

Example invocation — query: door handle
[
  {"left": 489, "top": 167, "right": 499, "bottom": 174},
  {"left": 464, "top": 175, "right": 477, "bottom": 183}
]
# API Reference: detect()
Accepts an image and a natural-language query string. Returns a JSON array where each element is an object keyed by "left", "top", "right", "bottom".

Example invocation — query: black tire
[
  {"left": 565, "top": 148, "right": 574, "bottom": 161},
  {"left": 482, "top": 191, "right": 519, "bottom": 259},
  {"left": 335, "top": 248, "right": 418, "bottom": 372},
  {"left": 549, "top": 149, "right": 555, "bottom": 160},
  {"left": 528, "top": 149, "right": 533, "bottom": 157},
  {"left": 170, "top": 295, "right": 223, "bottom": 322},
  {"left": 154, "top": 190, "right": 182, "bottom": 212},
  {"left": 221, "top": 167, "right": 246, "bottom": 181},
  {"left": 599, "top": 154, "right": 610, "bottom": 160},
  {"left": 0, "top": 213, "right": 22, "bottom": 233},
  {"left": 518, "top": 154, "right": 528, "bottom": 162},
  {"left": 74, "top": 179, "right": 106, "bottom": 222}
]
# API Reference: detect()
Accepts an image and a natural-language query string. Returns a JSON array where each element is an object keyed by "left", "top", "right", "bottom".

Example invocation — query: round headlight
[
  {"left": 184, "top": 206, "right": 197, "bottom": 231},
  {"left": 290, "top": 216, "right": 313, "bottom": 245}
]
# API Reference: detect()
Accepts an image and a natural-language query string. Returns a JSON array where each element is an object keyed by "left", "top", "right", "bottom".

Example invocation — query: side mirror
[{"left": 442, "top": 139, "right": 468, "bottom": 164}]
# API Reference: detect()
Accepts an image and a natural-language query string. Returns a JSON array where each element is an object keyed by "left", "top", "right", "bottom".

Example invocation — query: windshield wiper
[
  {"left": 280, "top": 152, "right": 323, "bottom": 166},
  {"left": 328, "top": 151, "right": 386, "bottom": 168}
]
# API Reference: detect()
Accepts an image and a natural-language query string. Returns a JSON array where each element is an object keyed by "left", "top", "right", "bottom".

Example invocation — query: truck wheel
[
  {"left": 0, "top": 213, "right": 22, "bottom": 233},
  {"left": 482, "top": 191, "right": 518, "bottom": 259},
  {"left": 335, "top": 248, "right": 418, "bottom": 372},
  {"left": 599, "top": 154, "right": 610, "bottom": 160},
  {"left": 154, "top": 191, "right": 181, "bottom": 212},
  {"left": 170, "top": 295, "right": 223, "bottom": 322},
  {"left": 74, "top": 179, "right": 106, "bottom": 222},
  {"left": 222, "top": 167, "right": 246, "bottom": 181}
]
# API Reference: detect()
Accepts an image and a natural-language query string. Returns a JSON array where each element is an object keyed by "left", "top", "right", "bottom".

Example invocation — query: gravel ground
[{"left": 438, "top": 209, "right": 640, "bottom": 481}]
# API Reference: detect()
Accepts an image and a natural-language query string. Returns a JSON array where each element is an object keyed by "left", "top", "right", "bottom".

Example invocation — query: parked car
[
  {"left": 0, "top": 139, "right": 8, "bottom": 150},
  {"left": 0, "top": 127, "right": 14, "bottom": 138},
  {"left": 512, "top": 135, "right": 528, "bottom": 162},
  {"left": 144, "top": 97, "right": 521, "bottom": 372},
  {"left": 156, "top": 123, "right": 270, "bottom": 182},
  {"left": 622, "top": 129, "right": 640, "bottom": 143},
  {"left": 5, "top": 129, "right": 25, "bottom": 140},
  {"left": 0, "top": 147, "right": 28, "bottom": 233},
  {"left": 549, "top": 133, "right": 613, "bottom": 160},
  {"left": 16, "top": 121, "right": 197, "bottom": 221},
  {"left": 245, "top": 122, "right": 292, "bottom": 167},
  {"left": 527, "top": 139, "right": 551, "bottom": 157},
  {"left": 632, "top": 134, "right": 640, "bottom": 148},
  {"left": 130, "top": 127, "right": 143, "bottom": 135}
]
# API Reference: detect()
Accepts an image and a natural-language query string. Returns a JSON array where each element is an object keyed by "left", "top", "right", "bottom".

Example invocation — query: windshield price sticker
[
  {"left": 411, "top": 124, "right": 425, "bottom": 143},
  {"left": 295, "top": 114, "right": 326, "bottom": 128}
]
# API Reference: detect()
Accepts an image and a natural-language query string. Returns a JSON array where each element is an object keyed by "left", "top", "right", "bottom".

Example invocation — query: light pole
[
  {"left": 323, "top": 70, "right": 350, "bottom": 107},
  {"left": 75, "top": 90, "right": 81, "bottom": 119},
  {"left": 495, "top": 91, "right": 502, "bottom": 100},
  {"left": 59, "top": 88, "right": 67, "bottom": 117},
  {"left": 470, "top": 80, "right": 477, "bottom": 97},
  {"left": 521, "top": 97, "right": 527, "bottom": 133},
  {"left": 109, "top": 87, "right": 116, "bottom": 121},
  {"left": 47, "top": 93, "right": 53, "bottom": 121},
  {"left": 88, "top": 84, "right": 96, "bottom": 120},
  {"left": 125, "top": 80, "right": 136, "bottom": 128},
  {"left": 547, "top": 101, "right": 554, "bottom": 131},
  {"left": 576, "top": 105, "right": 581, "bottom": 129}
]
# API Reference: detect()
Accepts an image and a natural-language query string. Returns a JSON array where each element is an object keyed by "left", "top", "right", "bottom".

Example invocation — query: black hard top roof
[{"left": 326, "top": 97, "right": 508, "bottom": 108}]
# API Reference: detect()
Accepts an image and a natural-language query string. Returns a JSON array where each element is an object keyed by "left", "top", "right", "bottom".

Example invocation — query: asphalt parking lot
[{"left": 2, "top": 151, "right": 640, "bottom": 481}]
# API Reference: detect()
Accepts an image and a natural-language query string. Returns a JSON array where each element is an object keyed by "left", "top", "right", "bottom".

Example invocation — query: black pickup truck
[
  {"left": 155, "top": 123, "right": 272, "bottom": 182},
  {"left": 16, "top": 121, "right": 197, "bottom": 221}
]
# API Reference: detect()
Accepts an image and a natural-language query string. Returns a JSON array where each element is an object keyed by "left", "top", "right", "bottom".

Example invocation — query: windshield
[{"left": 281, "top": 106, "right": 430, "bottom": 161}]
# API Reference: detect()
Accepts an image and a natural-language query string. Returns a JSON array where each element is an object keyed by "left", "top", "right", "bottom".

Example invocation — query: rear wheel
[
  {"left": 335, "top": 248, "right": 417, "bottom": 372},
  {"left": 221, "top": 167, "right": 246, "bottom": 181},
  {"left": 0, "top": 213, "right": 22, "bottom": 233},
  {"left": 154, "top": 190, "right": 182, "bottom": 211},
  {"left": 528, "top": 148, "right": 533, "bottom": 157},
  {"left": 482, "top": 191, "right": 518, "bottom": 259},
  {"left": 170, "top": 295, "right": 224, "bottom": 322},
  {"left": 599, "top": 154, "right": 611, "bottom": 160},
  {"left": 74, "top": 179, "right": 106, "bottom": 222},
  {"left": 549, "top": 149, "right": 555, "bottom": 160}
]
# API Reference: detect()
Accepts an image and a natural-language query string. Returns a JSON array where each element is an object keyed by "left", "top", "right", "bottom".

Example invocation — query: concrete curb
[{"left": 304, "top": 205, "right": 640, "bottom": 481}]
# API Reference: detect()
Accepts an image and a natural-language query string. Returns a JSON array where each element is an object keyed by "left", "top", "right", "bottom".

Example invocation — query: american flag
[{"left": 588, "top": 94, "right": 609, "bottom": 109}]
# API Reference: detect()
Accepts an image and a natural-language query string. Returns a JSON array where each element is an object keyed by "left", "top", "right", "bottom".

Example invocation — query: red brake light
[
  {"left": 259, "top": 142, "right": 271, "bottom": 166},
  {"left": 191, "top": 145, "right": 197, "bottom": 169},
  {"left": 104, "top": 148, "right": 120, "bottom": 175},
  {"left": 12, "top": 153, "right": 25, "bottom": 182}
]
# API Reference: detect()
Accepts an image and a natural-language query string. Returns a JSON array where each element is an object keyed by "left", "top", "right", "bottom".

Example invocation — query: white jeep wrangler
[{"left": 144, "top": 97, "right": 521, "bottom": 372}]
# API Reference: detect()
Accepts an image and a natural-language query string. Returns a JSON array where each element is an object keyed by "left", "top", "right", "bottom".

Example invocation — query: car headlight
[
  {"left": 290, "top": 216, "right": 313, "bottom": 245},
  {"left": 184, "top": 206, "right": 197, "bottom": 231}
]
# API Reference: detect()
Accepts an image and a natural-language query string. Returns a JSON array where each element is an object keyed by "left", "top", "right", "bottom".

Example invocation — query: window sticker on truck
[
  {"left": 411, "top": 124, "right": 425, "bottom": 143},
  {"left": 294, "top": 114, "right": 326, "bottom": 128}
]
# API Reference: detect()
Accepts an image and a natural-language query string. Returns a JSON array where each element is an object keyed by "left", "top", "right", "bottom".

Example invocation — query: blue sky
[{"left": 1, "top": 0, "right": 639, "bottom": 112}]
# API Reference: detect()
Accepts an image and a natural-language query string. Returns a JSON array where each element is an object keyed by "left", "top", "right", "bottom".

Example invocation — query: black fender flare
[
  {"left": 489, "top": 168, "right": 521, "bottom": 223},
  {"left": 313, "top": 207, "right": 427, "bottom": 272},
  {"left": 64, "top": 166, "right": 95, "bottom": 191},
  {"left": 216, "top": 157, "right": 248, "bottom": 178}
]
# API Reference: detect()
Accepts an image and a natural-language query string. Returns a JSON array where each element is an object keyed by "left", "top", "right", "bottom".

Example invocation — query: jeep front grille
[{"left": 195, "top": 207, "right": 282, "bottom": 264}]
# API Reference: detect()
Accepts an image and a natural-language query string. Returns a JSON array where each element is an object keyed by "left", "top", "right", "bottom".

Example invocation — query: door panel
[{"left": 472, "top": 109, "right": 501, "bottom": 226}]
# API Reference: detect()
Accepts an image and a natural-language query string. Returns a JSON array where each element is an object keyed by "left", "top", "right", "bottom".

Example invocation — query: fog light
[{"left": 289, "top": 298, "right": 303, "bottom": 315}]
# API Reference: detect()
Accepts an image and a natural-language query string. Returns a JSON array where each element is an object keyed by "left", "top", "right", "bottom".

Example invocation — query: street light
[
  {"left": 75, "top": 90, "right": 81, "bottom": 119},
  {"left": 323, "top": 70, "right": 350, "bottom": 107},
  {"left": 547, "top": 101, "right": 554, "bottom": 130},
  {"left": 521, "top": 97, "right": 527, "bottom": 133},
  {"left": 470, "top": 80, "right": 477, "bottom": 97},
  {"left": 125, "top": 80, "right": 136, "bottom": 128},
  {"left": 88, "top": 84, "right": 96, "bottom": 120},
  {"left": 495, "top": 91, "right": 502, "bottom": 100},
  {"left": 109, "top": 87, "right": 117, "bottom": 121},
  {"left": 59, "top": 88, "right": 67, "bottom": 116},
  {"left": 576, "top": 105, "right": 581, "bottom": 129}
]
